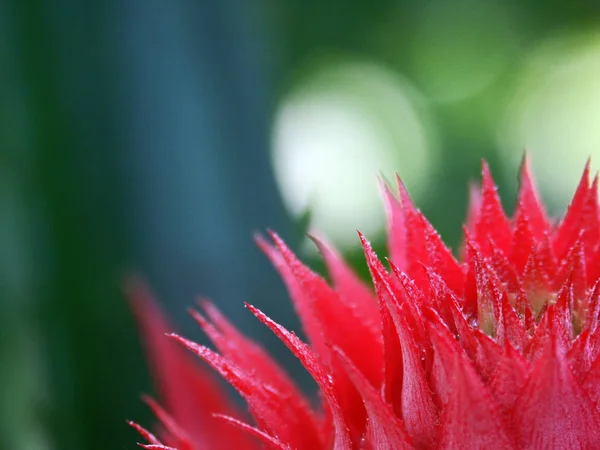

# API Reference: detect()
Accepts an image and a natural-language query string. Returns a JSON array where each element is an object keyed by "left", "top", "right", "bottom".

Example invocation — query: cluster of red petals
[{"left": 131, "top": 159, "right": 600, "bottom": 449}]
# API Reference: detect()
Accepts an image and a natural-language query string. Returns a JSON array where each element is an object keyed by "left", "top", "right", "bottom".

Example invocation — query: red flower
[{"left": 130, "top": 159, "right": 600, "bottom": 449}]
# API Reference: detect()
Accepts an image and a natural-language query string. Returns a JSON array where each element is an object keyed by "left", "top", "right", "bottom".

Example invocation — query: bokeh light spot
[
  {"left": 498, "top": 30, "right": 600, "bottom": 212},
  {"left": 271, "top": 59, "right": 436, "bottom": 249}
]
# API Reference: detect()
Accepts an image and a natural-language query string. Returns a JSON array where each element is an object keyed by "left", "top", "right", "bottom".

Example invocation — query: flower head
[{"left": 131, "top": 158, "right": 600, "bottom": 449}]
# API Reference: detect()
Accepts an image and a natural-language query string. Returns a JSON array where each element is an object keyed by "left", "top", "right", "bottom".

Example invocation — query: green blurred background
[{"left": 3, "top": 0, "right": 600, "bottom": 448}]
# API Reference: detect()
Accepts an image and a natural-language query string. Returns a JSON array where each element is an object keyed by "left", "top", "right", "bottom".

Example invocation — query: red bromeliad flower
[{"left": 130, "top": 159, "right": 600, "bottom": 449}]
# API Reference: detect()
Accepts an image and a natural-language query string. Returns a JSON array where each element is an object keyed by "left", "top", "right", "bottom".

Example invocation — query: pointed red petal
[
  {"left": 424, "top": 268, "right": 459, "bottom": 336},
  {"left": 259, "top": 235, "right": 369, "bottom": 440},
  {"left": 534, "top": 232, "right": 559, "bottom": 282},
  {"left": 380, "top": 177, "right": 407, "bottom": 271},
  {"left": 554, "top": 239, "right": 587, "bottom": 302},
  {"left": 428, "top": 321, "right": 515, "bottom": 450},
  {"left": 488, "top": 343, "right": 529, "bottom": 418},
  {"left": 524, "top": 305, "right": 551, "bottom": 363},
  {"left": 357, "top": 238, "right": 405, "bottom": 417},
  {"left": 582, "top": 350, "right": 600, "bottom": 413},
  {"left": 447, "top": 298, "right": 480, "bottom": 362},
  {"left": 472, "top": 330, "right": 505, "bottom": 384},
  {"left": 310, "top": 234, "right": 380, "bottom": 336},
  {"left": 387, "top": 260, "right": 427, "bottom": 313},
  {"left": 517, "top": 288, "right": 537, "bottom": 332},
  {"left": 461, "top": 258, "right": 479, "bottom": 319},
  {"left": 552, "top": 282, "right": 575, "bottom": 347},
  {"left": 142, "top": 396, "right": 195, "bottom": 450},
  {"left": 190, "top": 305, "right": 323, "bottom": 449},
  {"left": 499, "top": 291, "right": 529, "bottom": 351},
  {"left": 568, "top": 329, "right": 593, "bottom": 382},
  {"left": 195, "top": 302, "right": 310, "bottom": 405},
  {"left": 585, "top": 280, "right": 600, "bottom": 334},
  {"left": 426, "top": 308, "right": 468, "bottom": 406},
  {"left": 255, "top": 233, "right": 328, "bottom": 358},
  {"left": 126, "top": 279, "right": 255, "bottom": 449},
  {"left": 581, "top": 174, "right": 600, "bottom": 261},
  {"left": 419, "top": 211, "right": 464, "bottom": 296},
  {"left": 466, "top": 238, "right": 504, "bottom": 336},
  {"left": 520, "top": 248, "right": 554, "bottom": 314},
  {"left": 128, "top": 421, "right": 165, "bottom": 447},
  {"left": 475, "top": 162, "right": 512, "bottom": 256},
  {"left": 514, "top": 154, "right": 549, "bottom": 239},
  {"left": 213, "top": 414, "right": 291, "bottom": 450},
  {"left": 268, "top": 232, "right": 383, "bottom": 387},
  {"left": 587, "top": 240, "right": 600, "bottom": 283},
  {"left": 513, "top": 335, "right": 600, "bottom": 448},
  {"left": 359, "top": 234, "right": 438, "bottom": 447},
  {"left": 509, "top": 211, "right": 534, "bottom": 274},
  {"left": 553, "top": 160, "right": 590, "bottom": 260},
  {"left": 138, "top": 445, "right": 177, "bottom": 450},
  {"left": 586, "top": 325, "right": 600, "bottom": 373},
  {"left": 488, "top": 243, "right": 521, "bottom": 293},
  {"left": 395, "top": 175, "right": 429, "bottom": 288},
  {"left": 171, "top": 333, "right": 322, "bottom": 450},
  {"left": 247, "top": 304, "right": 353, "bottom": 450},
  {"left": 390, "top": 307, "right": 438, "bottom": 448},
  {"left": 379, "top": 293, "right": 404, "bottom": 416},
  {"left": 334, "top": 348, "right": 414, "bottom": 449}
]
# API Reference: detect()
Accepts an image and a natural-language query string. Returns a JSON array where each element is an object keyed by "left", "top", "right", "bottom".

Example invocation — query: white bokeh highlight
[
  {"left": 271, "top": 60, "right": 435, "bottom": 249},
  {"left": 498, "top": 31, "right": 600, "bottom": 212}
]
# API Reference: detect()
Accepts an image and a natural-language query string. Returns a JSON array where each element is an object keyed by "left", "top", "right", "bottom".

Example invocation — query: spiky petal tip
[{"left": 131, "top": 159, "right": 600, "bottom": 450}]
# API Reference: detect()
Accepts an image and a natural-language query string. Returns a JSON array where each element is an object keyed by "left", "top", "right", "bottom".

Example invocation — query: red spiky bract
[{"left": 131, "top": 158, "right": 600, "bottom": 449}]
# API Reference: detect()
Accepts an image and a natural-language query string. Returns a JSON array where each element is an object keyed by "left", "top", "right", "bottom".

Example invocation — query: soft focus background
[{"left": 3, "top": 1, "right": 600, "bottom": 448}]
